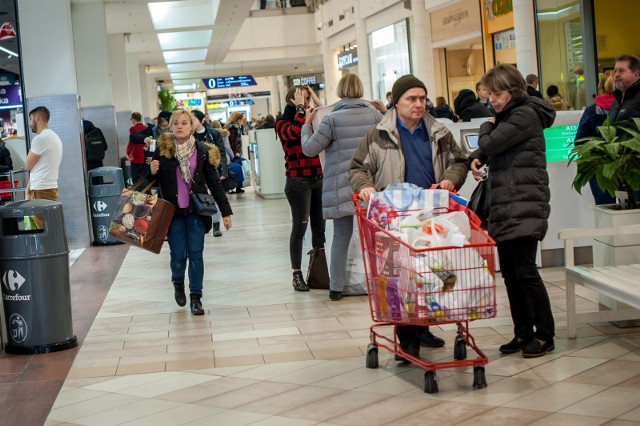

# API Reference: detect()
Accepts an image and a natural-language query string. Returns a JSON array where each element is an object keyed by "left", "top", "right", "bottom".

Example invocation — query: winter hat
[
  {"left": 192, "top": 110, "right": 206, "bottom": 123},
  {"left": 157, "top": 111, "right": 172, "bottom": 122},
  {"left": 392, "top": 74, "right": 427, "bottom": 105}
]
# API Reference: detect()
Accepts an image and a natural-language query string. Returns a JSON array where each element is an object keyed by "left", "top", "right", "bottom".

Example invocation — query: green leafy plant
[
  {"left": 158, "top": 87, "right": 175, "bottom": 112},
  {"left": 568, "top": 117, "right": 640, "bottom": 209}
]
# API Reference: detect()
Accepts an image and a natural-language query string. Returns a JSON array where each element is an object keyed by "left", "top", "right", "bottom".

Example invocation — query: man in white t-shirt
[{"left": 25, "top": 106, "right": 63, "bottom": 201}]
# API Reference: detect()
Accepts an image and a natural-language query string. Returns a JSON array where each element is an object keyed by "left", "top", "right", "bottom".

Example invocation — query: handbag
[
  {"left": 109, "top": 180, "right": 176, "bottom": 254},
  {"left": 190, "top": 191, "right": 218, "bottom": 216},
  {"left": 306, "top": 247, "right": 329, "bottom": 290},
  {"left": 468, "top": 178, "right": 490, "bottom": 229}
]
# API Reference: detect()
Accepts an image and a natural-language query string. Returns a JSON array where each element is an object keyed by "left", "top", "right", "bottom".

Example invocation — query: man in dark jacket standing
[
  {"left": 609, "top": 53, "right": 640, "bottom": 124},
  {"left": 455, "top": 89, "right": 494, "bottom": 122},
  {"left": 526, "top": 74, "right": 544, "bottom": 99}
]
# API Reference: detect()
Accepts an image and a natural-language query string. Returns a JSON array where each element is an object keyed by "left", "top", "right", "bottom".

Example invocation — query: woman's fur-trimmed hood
[{"left": 158, "top": 133, "right": 220, "bottom": 167}]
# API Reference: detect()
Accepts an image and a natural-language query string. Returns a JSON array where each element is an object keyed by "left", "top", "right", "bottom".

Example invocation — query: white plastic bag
[{"left": 343, "top": 224, "right": 367, "bottom": 295}]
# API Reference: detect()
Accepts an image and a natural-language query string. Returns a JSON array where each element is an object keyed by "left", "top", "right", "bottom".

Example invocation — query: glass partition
[{"left": 368, "top": 20, "right": 412, "bottom": 101}]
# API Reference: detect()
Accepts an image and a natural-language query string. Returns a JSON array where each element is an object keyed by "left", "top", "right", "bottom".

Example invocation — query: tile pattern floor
[{"left": 3, "top": 188, "right": 640, "bottom": 425}]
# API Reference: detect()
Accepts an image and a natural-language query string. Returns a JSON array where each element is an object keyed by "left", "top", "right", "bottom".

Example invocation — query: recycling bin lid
[
  {"left": 88, "top": 167, "right": 124, "bottom": 197},
  {"left": 0, "top": 200, "right": 69, "bottom": 258}
]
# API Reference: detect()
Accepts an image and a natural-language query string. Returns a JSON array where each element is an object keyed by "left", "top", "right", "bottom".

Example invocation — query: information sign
[
  {"left": 202, "top": 75, "right": 257, "bottom": 89},
  {"left": 544, "top": 124, "right": 577, "bottom": 163}
]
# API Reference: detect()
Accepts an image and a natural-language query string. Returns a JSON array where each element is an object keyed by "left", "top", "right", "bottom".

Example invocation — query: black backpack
[{"left": 85, "top": 127, "right": 107, "bottom": 162}]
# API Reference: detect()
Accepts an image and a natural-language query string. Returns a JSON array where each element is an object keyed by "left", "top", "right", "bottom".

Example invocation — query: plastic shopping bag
[{"left": 343, "top": 224, "right": 367, "bottom": 295}]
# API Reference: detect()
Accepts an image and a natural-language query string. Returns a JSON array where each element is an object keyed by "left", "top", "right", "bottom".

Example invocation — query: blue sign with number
[{"left": 202, "top": 75, "right": 257, "bottom": 89}]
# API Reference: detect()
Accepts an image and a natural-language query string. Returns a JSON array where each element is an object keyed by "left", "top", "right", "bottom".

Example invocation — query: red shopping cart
[{"left": 353, "top": 193, "right": 497, "bottom": 393}]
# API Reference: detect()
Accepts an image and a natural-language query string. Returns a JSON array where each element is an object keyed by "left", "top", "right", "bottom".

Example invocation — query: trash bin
[
  {"left": 0, "top": 200, "right": 77, "bottom": 354},
  {"left": 88, "top": 166, "right": 124, "bottom": 245}
]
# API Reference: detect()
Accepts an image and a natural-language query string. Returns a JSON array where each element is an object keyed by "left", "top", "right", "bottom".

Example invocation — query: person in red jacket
[
  {"left": 127, "top": 112, "right": 149, "bottom": 185},
  {"left": 276, "top": 85, "right": 324, "bottom": 291}
]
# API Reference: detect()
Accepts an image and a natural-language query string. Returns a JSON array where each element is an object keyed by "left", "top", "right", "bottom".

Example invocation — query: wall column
[
  {"left": 18, "top": 0, "right": 91, "bottom": 249},
  {"left": 354, "top": 2, "right": 372, "bottom": 100},
  {"left": 513, "top": 0, "right": 539, "bottom": 77},
  {"left": 410, "top": 0, "right": 438, "bottom": 98}
]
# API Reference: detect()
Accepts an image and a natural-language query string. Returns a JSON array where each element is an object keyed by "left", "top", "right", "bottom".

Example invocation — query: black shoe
[
  {"left": 418, "top": 329, "right": 445, "bottom": 348},
  {"left": 522, "top": 339, "right": 555, "bottom": 358},
  {"left": 292, "top": 272, "right": 309, "bottom": 292},
  {"left": 190, "top": 295, "right": 204, "bottom": 315},
  {"left": 329, "top": 291, "right": 342, "bottom": 301},
  {"left": 236, "top": 187, "right": 245, "bottom": 193},
  {"left": 173, "top": 282, "right": 186, "bottom": 307},
  {"left": 499, "top": 337, "right": 531, "bottom": 354},
  {"left": 395, "top": 344, "right": 419, "bottom": 362},
  {"left": 212, "top": 223, "right": 223, "bottom": 237}
]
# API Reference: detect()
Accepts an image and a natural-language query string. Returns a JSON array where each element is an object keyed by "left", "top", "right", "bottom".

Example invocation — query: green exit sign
[{"left": 544, "top": 124, "right": 577, "bottom": 163}]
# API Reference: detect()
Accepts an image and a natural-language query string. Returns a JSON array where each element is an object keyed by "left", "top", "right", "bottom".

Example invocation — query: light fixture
[{"left": 0, "top": 46, "right": 18, "bottom": 58}]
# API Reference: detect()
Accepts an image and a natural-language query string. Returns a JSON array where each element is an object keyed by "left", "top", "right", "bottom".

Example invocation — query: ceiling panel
[
  {"left": 148, "top": 0, "right": 219, "bottom": 31},
  {"left": 157, "top": 30, "right": 212, "bottom": 50}
]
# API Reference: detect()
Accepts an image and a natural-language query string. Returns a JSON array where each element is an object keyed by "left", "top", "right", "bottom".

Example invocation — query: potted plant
[{"left": 568, "top": 117, "right": 640, "bottom": 209}]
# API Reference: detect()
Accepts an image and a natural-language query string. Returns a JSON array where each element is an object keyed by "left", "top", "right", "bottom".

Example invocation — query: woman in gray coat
[
  {"left": 301, "top": 73, "right": 384, "bottom": 300},
  {"left": 470, "top": 64, "right": 556, "bottom": 358}
]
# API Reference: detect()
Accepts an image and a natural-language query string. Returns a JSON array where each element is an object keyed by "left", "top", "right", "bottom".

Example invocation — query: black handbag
[
  {"left": 306, "top": 247, "right": 329, "bottom": 290},
  {"left": 468, "top": 178, "right": 490, "bottom": 229},
  {"left": 190, "top": 192, "right": 218, "bottom": 216}
]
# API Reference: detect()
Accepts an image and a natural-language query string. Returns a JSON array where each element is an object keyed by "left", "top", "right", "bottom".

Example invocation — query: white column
[
  {"left": 127, "top": 53, "right": 143, "bottom": 113},
  {"left": 513, "top": 0, "right": 538, "bottom": 77},
  {"left": 108, "top": 34, "right": 131, "bottom": 112},
  {"left": 139, "top": 65, "right": 157, "bottom": 121},
  {"left": 71, "top": 1, "right": 111, "bottom": 107},
  {"left": 354, "top": 2, "right": 372, "bottom": 100},
  {"left": 321, "top": 36, "right": 341, "bottom": 105},
  {"left": 410, "top": 0, "right": 437, "bottom": 97},
  {"left": 269, "top": 76, "right": 281, "bottom": 114}
]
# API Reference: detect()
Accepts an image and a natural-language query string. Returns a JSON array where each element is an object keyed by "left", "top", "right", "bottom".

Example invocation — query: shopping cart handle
[{"left": 352, "top": 193, "right": 368, "bottom": 214}]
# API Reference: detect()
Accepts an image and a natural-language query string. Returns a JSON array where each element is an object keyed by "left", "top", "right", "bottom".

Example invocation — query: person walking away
[
  {"left": 349, "top": 74, "right": 469, "bottom": 360},
  {"left": 545, "top": 85, "right": 571, "bottom": 111},
  {"left": 25, "top": 106, "right": 62, "bottom": 201},
  {"left": 454, "top": 89, "right": 495, "bottom": 122},
  {"left": 148, "top": 109, "right": 233, "bottom": 315},
  {"left": 276, "top": 85, "right": 325, "bottom": 292},
  {"left": 574, "top": 71, "right": 616, "bottom": 205},
  {"left": 83, "top": 120, "right": 108, "bottom": 171},
  {"left": 192, "top": 109, "right": 228, "bottom": 237},
  {"left": 526, "top": 74, "right": 544, "bottom": 99},
  {"left": 470, "top": 64, "right": 556, "bottom": 358},
  {"left": 301, "top": 73, "right": 384, "bottom": 301}
]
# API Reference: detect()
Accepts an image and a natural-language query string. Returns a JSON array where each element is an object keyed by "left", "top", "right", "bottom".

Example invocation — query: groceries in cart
[{"left": 364, "top": 184, "right": 495, "bottom": 323}]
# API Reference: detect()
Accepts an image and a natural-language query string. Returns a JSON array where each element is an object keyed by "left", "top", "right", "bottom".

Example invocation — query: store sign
[
  {"left": 430, "top": 0, "right": 481, "bottom": 43},
  {"left": 0, "top": 84, "right": 22, "bottom": 109},
  {"left": 292, "top": 76, "right": 318, "bottom": 86},
  {"left": 202, "top": 75, "right": 257, "bottom": 89},
  {"left": 338, "top": 49, "right": 359, "bottom": 70},
  {"left": 207, "top": 99, "right": 255, "bottom": 109},
  {"left": 175, "top": 98, "right": 202, "bottom": 107},
  {"left": 544, "top": 124, "right": 577, "bottom": 163},
  {"left": 491, "top": 0, "right": 513, "bottom": 18}
]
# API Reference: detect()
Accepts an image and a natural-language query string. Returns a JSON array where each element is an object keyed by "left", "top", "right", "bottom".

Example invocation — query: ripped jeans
[{"left": 284, "top": 176, "right": 325, "bottom": 269}]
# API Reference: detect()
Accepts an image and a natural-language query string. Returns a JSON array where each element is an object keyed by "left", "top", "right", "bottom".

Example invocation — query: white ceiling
[{"left": 97, "top": 0, "right": 321, "bottom": 93}]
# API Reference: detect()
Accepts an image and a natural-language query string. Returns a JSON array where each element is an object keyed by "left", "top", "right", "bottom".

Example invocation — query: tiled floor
[{"left": 2, "top": 188, "right": 640, "bottom": 425}]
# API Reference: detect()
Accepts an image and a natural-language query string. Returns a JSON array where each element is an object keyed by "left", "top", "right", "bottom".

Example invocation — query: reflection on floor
[{"left": 6, "top": 188, "right": 640, "bottom": 425}]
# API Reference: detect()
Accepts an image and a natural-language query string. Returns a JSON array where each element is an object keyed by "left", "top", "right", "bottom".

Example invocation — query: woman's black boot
[
  {"left": 173, "top": 282, "right": 186, "bottom": 307},
  {"left": 190, "top": 295, "right": 204, "bottom": 315}
]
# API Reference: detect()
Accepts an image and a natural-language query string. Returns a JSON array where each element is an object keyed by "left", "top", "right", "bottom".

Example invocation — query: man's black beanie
[{"left": 391, "top": 74, "right": 427, "bottom": 105}]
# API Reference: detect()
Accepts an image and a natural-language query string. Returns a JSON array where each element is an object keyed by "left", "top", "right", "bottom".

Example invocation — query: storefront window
[
  {"left": 0, "top": 0, "right": 24, "bottom": 137},
  {"left": 593, "top": 0, "right": 640, "bottom": 77},
  {"left": 535, "top": 1, "right": 584, "bottom": 110},
  {"left": 368, "top": 20, "right": 411, "bottom": 101}
]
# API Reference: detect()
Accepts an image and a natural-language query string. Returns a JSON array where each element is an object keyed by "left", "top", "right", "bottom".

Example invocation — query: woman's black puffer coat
[{"left": 473, "top": 96, "right": 556, "bottom": 243}]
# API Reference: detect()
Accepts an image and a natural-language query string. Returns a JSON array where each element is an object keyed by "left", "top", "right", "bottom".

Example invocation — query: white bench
[{"left": 558, "top": 224, "right": 640, "bottom": 338}]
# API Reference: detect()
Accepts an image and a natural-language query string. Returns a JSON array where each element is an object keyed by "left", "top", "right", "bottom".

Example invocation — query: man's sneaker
[
  {"left": 522, "top": 339, "right": 555, "bottom": 358},
  {"left": 418, "top": 329, "right": 445, "bottom": 348},
  {"left": 292, "top": 271, "right": 309, "bottom": 292},
  {"left": 395, "top": 344, "right": 419, "bottom": 362},
  {"left": 499, "top": 337, "right": 531, "bottom": 354}
]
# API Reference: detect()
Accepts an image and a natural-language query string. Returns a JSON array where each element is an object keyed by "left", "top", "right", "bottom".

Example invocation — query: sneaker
[
  {"left": 292, "top": 272, "right": 309, "bottom": 292},
  {"left": 522, "top": 339, "right": 555, "bottom": 358},
  {"left": 329, "top": 291, "right": 342, "bottom": 301},
  {"left": 499, "top": 337, "right": 531, "bottom": 354},
  {"left": 395, "top": 344, "right": 419, "bottom": 362},
  {"left": 418, "top": 329, "right": 445, "bottom": 348}
]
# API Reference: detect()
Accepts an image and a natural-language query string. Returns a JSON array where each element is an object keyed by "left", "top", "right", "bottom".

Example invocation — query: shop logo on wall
[
  {"left": 0, "top": 22, "right": 17, "bottom": 40},
  {"left": 485, "top": 0, "right": 512, "bottom": 20}
]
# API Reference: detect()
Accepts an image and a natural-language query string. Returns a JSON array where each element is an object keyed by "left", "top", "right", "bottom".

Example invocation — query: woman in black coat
[
  {"left": 454, "top": 89, "right": 494, "bottom": 122},
  {"left": 149, "top": 110, "right": 233, "bottom": 315},
  {"left": 470, "top": 64, "right": 556, "bottom": 358}
]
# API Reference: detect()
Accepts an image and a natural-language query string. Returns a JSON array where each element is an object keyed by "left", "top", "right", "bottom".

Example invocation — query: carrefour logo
[
  {"left": 3, "top": 270, "right": 25, "bottom": 291},
  {"left": 2, "top": 270, "right": 31, "bottom": 301},
  {"left": 93, "top": 200, "right": 107, "bottom": 212}
]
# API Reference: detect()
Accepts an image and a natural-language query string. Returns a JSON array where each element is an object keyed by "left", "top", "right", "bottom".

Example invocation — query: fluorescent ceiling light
[
  {"left": 163, "top": 49, "right": 207, "bottom": 63},
  {"left": 174, "top": 84, "right": 197, "bottom": 91},
  {"left": 537, "top": 5, "right": 578, "bottom": 18},
  {"left": 158, "top": 30, "right": 213, "bottom": 50},
  {"left": 0, "top": 46, "right": 18, "bottom": 57},
  {"left": 149, "top": 0, "right": 220, "bottom": 31},
  {"left": 167, "top": 62, "right": 212, "bottom": 73}
]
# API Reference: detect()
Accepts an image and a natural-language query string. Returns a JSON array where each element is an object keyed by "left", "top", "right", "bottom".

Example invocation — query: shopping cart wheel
[
  {"left": 453, "top": 336, "right": 467, "bottom": 360},
  {"left": 472, "top": 366, "right": 488, "bottom": 389},
  {"left": 424, "top": 371, "right": 438, "bottom": 394},
  {"left": 366, "top": 344, "right": 379, "bottom": 369}
]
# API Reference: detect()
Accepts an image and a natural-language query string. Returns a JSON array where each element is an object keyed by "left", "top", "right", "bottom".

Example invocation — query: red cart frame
[{"left": 353, "top": 194, "right": 497, "bottom": 393}]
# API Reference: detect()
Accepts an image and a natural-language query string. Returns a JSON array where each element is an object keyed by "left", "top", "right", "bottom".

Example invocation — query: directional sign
[
  {"left": 202, "top": 75, "right": 257, "bottom": 89},
  {"left": 544, "top": 124, "right": 577, "bottom": 163}
]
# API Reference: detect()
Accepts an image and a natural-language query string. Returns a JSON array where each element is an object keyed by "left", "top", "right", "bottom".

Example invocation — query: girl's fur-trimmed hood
[{"left": 158, "top": 133, "right": 220, "bottom": 167}]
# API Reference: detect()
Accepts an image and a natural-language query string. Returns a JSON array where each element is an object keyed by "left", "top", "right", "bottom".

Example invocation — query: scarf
[{"left": 174, "top": 136, "right": 196, "bottom": 184}]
